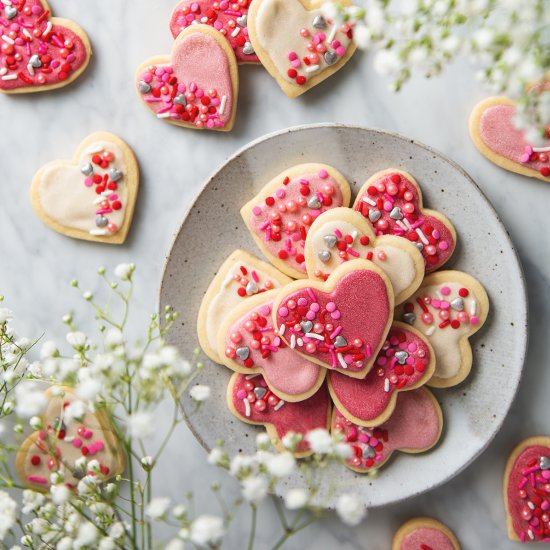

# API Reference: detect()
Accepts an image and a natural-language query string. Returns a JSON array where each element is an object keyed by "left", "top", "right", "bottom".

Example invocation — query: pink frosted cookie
[
  {"left": 241, "top": 164, "right": 351, "bottom": 279},
  {"left": 304, "top": 207, "right": 424, "bottom": 304},
  {"left": 227, "top": 373, "right": 331, "bottom": 456},
  {"left": 396, "top": 271, "right": 489, "bottom": 388},
  {"left": 170, "top": 0, "right": 259, "bottom": 64},
  {"left": 328, "top": 322, "right": 435, "bottom": 427},
  {"left": 503, "top": 437, "right": 550, "bottom": 543},
  {"left": 135, "top": 25, "right": 239, "bottom": 131},
  {"left": 353, "top": 170, "right": 456, "bottom": 272},
  {"left": 218, "top": 290, "right": 326, "bottom": 401},
  {"left": 0, "top": 0, "right": 91, "bottom": 94},
  {"left": 470, "top": 95, "right": 550, "bottom": 182},
  {"left": 332, "top": 387, "right": 442, "bottom": 473},
  {"left": 272, "top": 260, "right": 394, "bottom": 379},
  {"left": 392, "top": 517, "right": 461, "bottom": 550}
]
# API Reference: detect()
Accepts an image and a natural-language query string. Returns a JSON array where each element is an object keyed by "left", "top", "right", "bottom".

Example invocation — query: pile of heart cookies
[{"left": 198, "top": 163, "right": 490, "bottom": 473}]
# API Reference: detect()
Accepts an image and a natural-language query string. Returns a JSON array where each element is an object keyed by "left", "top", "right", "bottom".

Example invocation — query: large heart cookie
[
  {"left": 227, "top": 373, "right": 331, "bottom": 457},
  {"left": 136, "top": 25, "right": 238, "bottom": 131},
  {"left": 272, "top": 260, "right": 394, "bottom": 378},
  {"left": 241, "top": 163, "right": 351, "bottom": 279},
  {"left": 16, "top": 387, "right": 125, "bottom": 491},
  {"left": 392, "top": 518, "right": 461, "bottom": 550},
  {"left": 353, "top": 169, "right": 457, "bottom": 272},
  {"left": 31, "top": 132, "right": 139, "bottom": 244},
  {"left": 170, "top": 0, "right": 260, "bottom": 64},
  {"left": 331, "top": 387, "right": 442, "bottom": 473},
  {"left": 247, "top": 0, "right": 356, "bottom": 97},
  {"left": 503, "top": 437, "right": 550, "bottom": 543},
  {"left": 0, "top": 0, "right": 91, "bottom": 94},
  {"left": 470, "top": 95, "right": 550, "bottom": 182},
  {"left": 305, "top": 207, "right": 424, "bottom": 304}
]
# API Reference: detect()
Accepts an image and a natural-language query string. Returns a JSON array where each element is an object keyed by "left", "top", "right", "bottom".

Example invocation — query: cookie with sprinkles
[
  {"left": 470, "top": 94, "right": 550, "bottom": 182},
  {"left": 304, "top": 207, "right": 424, "bottom": 304},
  {"left": 241, "top": 163, "right": 351, "bottom": 279},
  {"left": 328, "top": 322, "right": 435, "bottom": 427},
  {"left": 331, "top": 387, "right": 443, "bottom": 474},
  {"left": 395, "top": 271, "right": 489, "bottom": 388},
  {"left": 227, "top": 372, "right": 331, "bottom": 457},
  {"left": 170, "top": 0, "right": 260, "bottom": 64},
  {"left": 392, "top": 517, "right": 461, "bottom": 550},
  {"left": 247, "top": 0, "right": 356, "bottom": 98},
  {"left": 136, "top": 24, "right": 239, "bottom": 131},
  {"left": 503, "top": 437, "right": 550, "bottom": 543},
  {"left": 353, "top": 169, "right": 457, "bottom": 272},
  {"left": 16, "top": 386, "right": 125, "bottom": 492},
  {"left": 272, "top": 259, "right": 394, "bottom": 379},
  {"left": 0, "top": 0, "right": 91, "bottom": 94},
  {"left": 30, "top": 132, "right": 139, "bottom": 245}
]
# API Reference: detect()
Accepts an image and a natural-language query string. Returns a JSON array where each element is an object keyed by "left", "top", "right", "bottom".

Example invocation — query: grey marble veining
[{"left": 0, "top": 1, "right": 548, "bottom": 548}]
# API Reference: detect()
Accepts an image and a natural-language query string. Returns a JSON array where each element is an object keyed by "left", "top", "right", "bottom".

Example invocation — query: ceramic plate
[{"left": 159, "top": 124, "right": 527, "bottom": 508}]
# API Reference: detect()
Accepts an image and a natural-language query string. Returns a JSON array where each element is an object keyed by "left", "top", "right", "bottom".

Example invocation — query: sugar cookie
[{"left": 392, "top": 517, "right": 461, "bottom": 550}]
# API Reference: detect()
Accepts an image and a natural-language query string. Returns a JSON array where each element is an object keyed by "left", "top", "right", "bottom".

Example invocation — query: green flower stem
[{"left": 247, "top": 504, "right": 257, "bottom": 550}]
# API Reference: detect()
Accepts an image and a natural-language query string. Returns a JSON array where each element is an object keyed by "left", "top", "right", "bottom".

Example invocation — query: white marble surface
[{"left": 0, "top": 1, "right": 548, "bottom": 548}]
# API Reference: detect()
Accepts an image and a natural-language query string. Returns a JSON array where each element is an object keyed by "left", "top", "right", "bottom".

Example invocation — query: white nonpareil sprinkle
[{"left": 219, "top": 95, "right": 227, "bottom": 115}]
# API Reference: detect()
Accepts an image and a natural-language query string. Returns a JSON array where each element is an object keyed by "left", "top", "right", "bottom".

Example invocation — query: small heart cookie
[
  {"left": 136, "top": 25, "right": 239, "bottom": 131},
  {"left": 16, "top": 387, "right": 125, "bottom": 491},
  {"left": 198, "top": 249, "right": 292, "bottom": 363},
  {"left": 227, "top": 372, "right": 331, "bottom": 457},
  {"left": 353, "top": 170, "right": 457, "bottom": 272},
  {"left": 305, "top": 207, "right": 424, "bottom": 304},
  {"left": 248, "top": 0, "right": 356, "bottom": 97},
  {"left": 30, "top": 132, "right": 139, "bottom": 244},
  {"left": 503, "top": 436, "right": 550, "bottom": 543},
  {"left": 392, "top": 517, "right": 461, "bottom": 550},
  {"left": 241, "top": 163, "right": 351, "bottom": 279},
  {"left": 0, "top": 0, "right": 91, "bottom": 94},
  {"left": 395, "top": 271, "right": 489, "bottom": 388},
  {"left": 331, "top": 387, "right": 442, "bottom": 473},
  {"left": 272, "top": 260, "right": 394, "bottom": 378},
  {"left": 328, "top": 322, "right": 435, "bottom": 427}
]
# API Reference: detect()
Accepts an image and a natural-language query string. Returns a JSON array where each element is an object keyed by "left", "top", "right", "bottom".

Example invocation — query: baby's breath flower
[
  {"left": 189, "top": 515, "right": 225, "bottom": 547},
  {"left": 66, "top": 331, "right": 87, "bottom": 349},
  {"left": 145, "top": 497, "right": 171, "bottom": 520},
  {"left": 189, "top": 384, "right": 211, "bottom": 402},
  {"left": 114, "top": 263, "right": 134, "bottom": 281},
  {"left": 126, "top": 411, "right": 155, "bottom": 439},
  {"left": 335, "top": 493, "right": 367, "bottom": 526},
  {"left": 14, "top": 382, "right": 47, "bottom": 418},
  {"left": 0, "top": 491, "right": 17, "bottom": 539},
  {"left": 21, "top": 491, "right": 45, "bottom": 515},
  {"left": 266, "top": 452, "right": 295, "bottom": 478},
  {"left": 172, "top": 505, "right": 187, "bottom": 520},
  {"left": 241, "top": 476, "right": 268, "bottom": 504},
  {"left": 305, "top": 428, "right": 333, "bottom": 454},
  {"left": 284, "top": 488, "right": 308, "bottom": 510},
  {"left": 0, "top": 307, "right": 13, "bottom": 324}
]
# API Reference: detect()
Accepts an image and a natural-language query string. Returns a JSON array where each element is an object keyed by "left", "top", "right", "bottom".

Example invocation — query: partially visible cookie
[{"left": 392, "top": 517, "right": 461, "bottom": 550}]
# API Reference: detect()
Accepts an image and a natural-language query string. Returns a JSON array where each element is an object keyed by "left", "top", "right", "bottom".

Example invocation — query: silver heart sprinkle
[
  {"left": 80, "top": 162, "right": 93, "bottom": 176},
  {"left": 402, "top": 312, "right": 416, "bottom": 325},
  {"left": 451, "top": 298, "right": 464, "bottom": 311},
  {"left": 109, "top": 168, "right": 123, "bottom": 182},
  {"left": 254, "top": 387, "right": 267, "bottom": 399},
  {"left": 236, "top": 347, "right": 250, "bottom": 360},
  {"left": 415, "top": 243, "right": 424, "bottom": 252},
  {"left": 96, "top": 215, "right": 108, "bottom": 228},
  {"left": 173, "top": 94, "right": 187, "bottom": 105},
  {"left": 243, "top": 42, "right": 255, "bottom": 55},
  {"left": 246, "top": 281, "right": 258, "bottom": 295},
  {"left": 390, "top": 207, "right": 403, "bottom": 220},
  {"left": 29, "top": 54, "right": 42, "bottom": 68},
  {"left": 318, "top": 250, "right": 331, "bottom": 263},
  {"left": 5, "top": 6, "right": 17, "bottom": 19},
  {"left": 307, "top": 196, "right": 321, "bottom": 209},
  {"left": 301, "top": 321, "right": 313, "bottom": 333},
  {"left": 138, "top": 80, "right": 151, "bottom": 94},
  {"left": 334, "top": 335, "right": 347, "bottom": 348},
  {"left": 324, "top": 51, "right": 337, "bottom": 65},
  {"left": 312, "top": 15, "right": 327, "bottom": 28},
  {"left": 368, "top": 209, "right": 381, "bottom": 223},
  {"left": 362, "top": 446, "right": 375, "bottom": 458},
  {"left": 395, "top": 351, "right": 409, "bottom": 364},
  {"left": 236, "top": 14, "right": 247, "bottom": 26},
  {"left": 324, "top": 235, "right": 337, "bottom": 248},
  {"left": 540, "top": 456, "right": 550, "bottom": 470}
]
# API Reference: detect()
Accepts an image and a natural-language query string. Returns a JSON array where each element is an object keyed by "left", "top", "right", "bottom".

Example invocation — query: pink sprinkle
[
  {"left": 331, "top": 311, "right": 341, "bottom": 320},
  {"left": 440, "top": 286, "right": 451, "bottom": 296},
  {"left": 291, "top": 59, "right": 301, "bottom": 68},
  {"left": 237, "top": 389, "right": 247, "bottom": 399},
  {"left": 518, "top": 477, "right": 528, "bottom": 489},
  {"left": 300, "top": 178, "right": 309, "bottom": 185},
  {"left": 318, "top": 169, "right": 328, "bottom": 179},
  {"left": 251, "top": 270, "right": 259, "bottom": 283},
  {"left": 224, "top": 9, "right": 241, "bottom": 15},
  {"left": 310, "top": 303, "right": 320, "bottom": 312},
  {"left": 306, "top": 311, "right": 316, "bottom": 320},
  {"left": 259, "top": 304, "right": 271, "bottom": 316},
  {"left": 260, "top": 220, "right": 270, "bottom": 230},
  {"left": 470, "top": 315, "right": 479, "bottom": 325},
  {"left": 189, "top": 82, "right": 197, "bottom": 92},
  {"left": 439, "top": 241, "right": 449, "bottom": 251},
  {"left": 326, "top": 302, "right": 336, "bottom": 312},
  {"left": 432, "top": 229, "right": 440, "bottom": 239},
  {"left": 440, "top": 300, "right": 450, "bottom": 310},
  {"left": 347, "top": 248, "right": 360, "bottom": 257},
  {"left": 330, "top": 349, "right": 337, "bottom": 368},
  {"left": 95, "top": 441, "right": 105, "bottom": 452},
  {"left": 334, "top": 228, "right": 342, "bottom": 238},
  {"left": 96, "top": 208, "right": 112, "bottom": 215},
  {"left": 109, "top": 194, "right": 118, "bottom": 201},
  {"left": 358, "top": 433, "right": 369, "bottom": 443},
  {"left": 306, "top": 288, "right": 316, "bottom": 301},
  {"left": 287, "top": 51, "right": 298, "bottom": 61},
  {"left": 273, "top": 337, "right": 281, "bottom": 347},
  {"left": 366, "top": 344, "right": 372, "bottom": 358},
  {"left": 72, "top": 438, "right": 82, "bottom": 448},
  {"left": 330, "top": 326, "right": 342, "bottom": 339},
  {"left": 83, "top": 429, "right": 93, "bottom": 440},
  {"left": 276, "top": 188, "right": 286, "bottom": 198},
  {"left": 253, "top": 206, "right": 262, "bottom": 216},
  {"left": 383, "top": 200, "right": 393, "bottom": 212},
  {"left": 279, "top": 307, "right": 289, "bottom": 318},
  {"left": 335, "top": 46, "right": 346, "bottom": 56},
  {"left": 84, "top": 178, "right": 93, "bottom": 187},
  {"left": 285, "top": 238, "right": 292, "bottom": 251},
  {"left": 27, "top": 476, "right": 48, "bottom": 484},
  {"left": 331, "top": 40, "right": 341, "bottom": 49},
  {"left": 297, "top": 297, "right": 308, "bottom": 306}
]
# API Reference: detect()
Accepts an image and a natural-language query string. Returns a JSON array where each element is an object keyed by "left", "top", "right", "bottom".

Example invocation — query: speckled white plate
[{"left": 159, "top": 124, "right": 527, "bottom": 508}]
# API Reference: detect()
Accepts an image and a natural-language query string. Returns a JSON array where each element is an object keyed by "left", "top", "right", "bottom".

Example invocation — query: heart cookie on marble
[
  {"left": 305, "top": 207, "right": 425, "bottom": 304},
  {"left": 241, "top": 163, "right": 351, "bottom": 279},
  {"left": 0, "top": 0, "right": 92, "bottom": 94},
  {"left": 332, "top": 387, "right": 443, "bottom": 473},
  {"left": 392, "top": 517, "right": 461, "bottom": 550},
  {"left": 272, "top": 260, "right": 394, "bottom": 378},
  {"left": 353, "top": 170, "right": 457, "bottom": 272},
  {"left": 31, "top": 132, "right": 139, "bottom": 244},
  {"left": 136, "top": 25, "right": 239, "bottom": 131},
  {"left": 170, "top": 0, "right": 259, "bottom": 64},
  {"left": 247, "top": 0, "right": 356, "bottom": 98}
]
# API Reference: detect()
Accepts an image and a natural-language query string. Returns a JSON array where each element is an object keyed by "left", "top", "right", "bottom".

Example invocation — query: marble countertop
[{"left": 0, "top": 1, "right": 548, "bottom": 548}]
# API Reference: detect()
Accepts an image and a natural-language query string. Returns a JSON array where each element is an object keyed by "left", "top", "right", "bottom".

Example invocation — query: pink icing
[
  {"left": 400, "top": 528, "right": 456, "bottom": 550},
  {"left": 248, "top": 171, "right": 345, "bottom": 274},
  {"left": 355, "top": 172, "right": 455, "bottom": 272},
  {"left": 275, "top": 268, "right": 391, "bottom": 374},
  {"left": 0, "top": 0, "right": 88, "bottom": 91},
  {"left": 328, "top": 325, "right": 431, "bottom": 423}
]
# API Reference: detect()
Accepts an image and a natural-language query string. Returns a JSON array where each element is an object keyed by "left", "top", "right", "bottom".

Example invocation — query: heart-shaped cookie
[
  {"left": 503, "top": 437, "right": 550, "bottom": 543},
  {"left": 198, "top": 249, "right": 292, "bottom": 363},
  {"left": 16, "top": 387, "right": 125, "bottom": 491},
  {"left": 241, "top": 163, "right": 351, "bottom": 279},
  {"left": 31, "top": 132, "right": 139, "bottom": 244},
  {"left": 0, "top": 0, "right": 91, "bottom": 94},
  {"left": 395, "top": 271, "right": 489, "bottom": 388},
  {"left": 470, "top": 95, "right": 550, "bottom": 182},
  {"left": 272, "top": 260, "right": 394, "bottom": 378},
  {"left": 219, "top": 290, "right": 326, "bottom": 401},
  {"left": 353, "top": 169, "right": 457, "bottom": 272},
  {"left": 170, "top": 0, "right": 260, "bottom": 64},
  {"left": 247, "top": 0, "right": 356, "bottom": 97},
  {"left": 136, "top": 25, "right": 239, "bottom": 131},
  {"left": 328, "top": 322, "right": 435, "bottom": 427},
  {"left": 227, "top": 372, "right": 331, "bottom": 456},
  {"left": 331, "top": 387, "right": 442, "bottom": 473},
  {"left": 305, "top": 207, "right": 424, "bottom": 304},
  {"left": 392, "top": 518, "right": 461, "bottom": 550}
]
